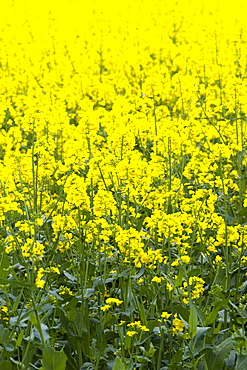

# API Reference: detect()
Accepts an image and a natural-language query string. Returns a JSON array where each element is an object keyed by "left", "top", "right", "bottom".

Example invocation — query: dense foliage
[{"left": 0, "top": 0, "right": 247, "bottom": 369}]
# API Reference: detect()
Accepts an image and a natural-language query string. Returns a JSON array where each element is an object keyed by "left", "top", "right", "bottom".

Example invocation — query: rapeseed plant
[{"left": 0, "top": 0, "right": 247, "bottom": 368}]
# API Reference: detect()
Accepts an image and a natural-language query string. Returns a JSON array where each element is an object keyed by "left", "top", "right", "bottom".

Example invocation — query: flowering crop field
[{"left": 2, "top": 0, "right": 247, "bottom": 369}]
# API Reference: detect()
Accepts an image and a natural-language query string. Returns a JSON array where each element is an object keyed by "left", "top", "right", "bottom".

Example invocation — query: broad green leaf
[
  {"left": 84, "top": 288, "right": 95, "bottom": 299},
  {"left": 29, "top": 312, "right": 50, "bottom": 343},
  {"left": 43, "top": 345, "right": 67, "bottom": 370},
  {"left": 207, "top": 337, "right": 233, "bottom": 370},
  {"left": 32, "top": 325, "right": 50, "bottom": 343},
  {"left": 112, "top": 357, "right": 126, "bottom": 370},
  {"left": 183, "top": 327, "right": 210, "bottom": 360},
  {"left": 226, "top": 350, "right": 236, "bottom": 369},
  {"left": 236, "top": 354, "right": 247, "bottom": 370},
  {"left": 63, "top": 270, "right": 77, "bottom": 282},
  {"left": 215, "top": 268, "right": 227, "bottom": 285},
  {"left": 204, "top": 307, "right": 220, "bottom": 326},
  {"left": 170, "top": 349, "right": 183, "bottom": 370},
  {"left": 67, "top": 308, "right": 76, "bottom": 321},
  {"left": 0, "top": 324, "right": 10, "bottom": 347},
  {"left": 125, "top": 335, "right": 131, "bottom": 350},
  {"left": 64, "top": 297, "right": 78, "bottom": 310},
  {"left": 173, "top": 304, "right": 189, "bottom": 322},
  {"left": 192, "top": 327, "right": 210, "bottom": 357},
  {"left": 188, "top": 269, "right": 201, "bottom": 278},
  {"left": 189, "top": 304, "right": 197, "bottom": 338}
]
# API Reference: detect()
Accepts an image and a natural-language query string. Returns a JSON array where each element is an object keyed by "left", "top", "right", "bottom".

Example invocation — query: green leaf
[
  {"left": 170, "top": 349, "right": 183, "bottom": 370},
  {"left": 0, "top": 255, "right": 9, "bottom": 279},
  {"left": 80, "top": 363, "right": 94, "bottom": 369},
  {"left": 43, "top": 345, "right": 67, "bottom": 370},
  {"left": 236, "top": 355, "right": 247, "bottom": 370},
  {"left": 135, "top": 298, "right": 146, "bottom": 324},
  {"left": 104, "top": 312, "right": 116, "bottom": 328},
  {"left": 174, "top": 269, "right": 183, "bottom": 288},
  {"left": 188, "top": 269, "right": 201, "bottom": 278},
  {"left": 189, "top": 304, "right": 197, "bottom": 338},
  {"left": 192, "top": 327, "right": 210, "bottom": 357},
  {"left": 12, "top": 289, "right": 23, "bottom": 312},
  {"left": 0, "top": 278, "right": 33, "bottom": 288},
  {"left": 239, "top": 280, "right": 247, "bottom": 295},
  {"left": 0, "top": 360, "right": 12, "bottom": 370},
  {"left": 226, "top": 350, "right": 236, "bottom": 369},
  {"left": 67, "top": 308, "right": 76, "bottom": 321},
  {"left": 84, "top": 288, "right": 95, "bottom": 299},
  {"left": 207, "top": 337, "right": 233, "bottom": 370},
  {"left": 196, "top": 306, "right": 204, "bottom": 325},
  {"left": 173, "top": 304, "right": 189, "bottom": 322},
  {"left": 63, "top": 271, "right": 77, "bottom": 282},
  {"left": 131, "top": 266, "right": 144, "bottom": 280},
  {"left": 29, "top": 312, "right": 50, "bottom": 342},
  {"left": 16, "top": 330, "right": 24, "bottom": 348},
  {"left": 184, "top": 327, "right": 210, "bottom": 360},
  {"left": 125, "top": 335, "right": 131, "bottom": 350},
  {"left": 117, "top": 268, "right": 131, "bottom": 278},
  {"left": 204, "top": 307, "right": 220, "bottom": 326},
  {"left": 112, "top": 357, "right": 126, "bottom": 370},
  {"left": 215, "top": 268, "right": 226, "bottom": 285},
  {"left": 96, "top": 322, "right": 107, "bottom": 355},
  {"left": 0, "top": 324, "right": 10, "bottom": 347},
  {"left": 64, "top": 297, "right": 78, "bottom": 310}
]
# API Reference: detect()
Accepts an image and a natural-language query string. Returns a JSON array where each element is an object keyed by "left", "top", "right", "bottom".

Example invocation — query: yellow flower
[
  {"left": 105, "top": 298, "right": 123, "bottom": 306},
  {"left": 137, "top": 278, "right": 144, "bottom": 284},
  {"left": 127, "top": 321, "right": 149, "bottom": 332},
  {"left": 173, "top": 314, "right": 184, "bottom": 334},
  {"left": 35, "top": 267, "right": 45, "bottom": 288},
  {"left": 0, "top": 306, "right": 8, "bottom": 313},
  {"left": 167, "top": 283, "right": 173, "bottom": 291},
  {"left": 100, "top": 305, "right": 111, "bottom": 312},
  {"left": 215, "top": 255, "right": 222, "bottom": 263},
  {"left": 36, "top": 218, "right": 43, "bottom": 226},
  {"left": 59, "top": 286, "right": 73, "bottom": 296},
  {"left": 151, "top": 276, "right": 162, "bottom": 283},
  {"left": 161, "top": 312, "right": 171, "bottom": 320},
  {"left": 171, "top": 259, "right": 179, "bottom": 267},
  {"left": 126, "top": 331, "right": 138, "bottom": 337},
  {"left": 180, "top": 255, "right": 190, "bottom": 264},
  {"left": 36, "top": 279, "right": 45, "bottom": 288}
]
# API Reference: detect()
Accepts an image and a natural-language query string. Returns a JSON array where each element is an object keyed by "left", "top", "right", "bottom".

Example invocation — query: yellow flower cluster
[
  {"left": 172, "top": 314, "right": 185, "bottom": 335},
  {"left": 127, "top": 321, "right": 149, "bottom": 333},
  {"left": 101, "top": 298, "right": 123, "bottom": 311},
  {"left": 21, "top": 238, "right": 45, "bottom": 259},
  {"left": 35, "top": 266, "right": 60, "bottom": 288},
  {"left": 0, "top": 0, "right": 247, "bottom": 364},
  {"left": 182, "top": 276, "right": 205, "bottom": 303}
]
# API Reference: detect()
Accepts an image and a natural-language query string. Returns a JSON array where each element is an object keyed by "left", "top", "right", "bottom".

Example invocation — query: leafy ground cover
[{"left": 0, "top": 0, "right": 247, "bottom": 369}]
